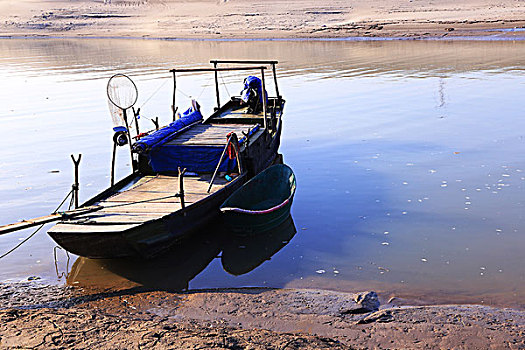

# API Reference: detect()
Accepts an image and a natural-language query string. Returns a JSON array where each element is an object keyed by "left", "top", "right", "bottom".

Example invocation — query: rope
[
  {"left": 101, "top": 194, "right": 179, "bottom": 209},
  {"left": 0, "top": 224, "right": 45, "bottom": 260},
  {"left": 0, "top": 189, "right": 74, "bottom": 260},
  {"left": 139, "top": 77, "right": 170, "bottom": 109},
  {"left": 54, "top": 189, "right": 74, "bottom": 213},
  {"left": 219, "top": 71, "right": 232, "bottom": 99}
]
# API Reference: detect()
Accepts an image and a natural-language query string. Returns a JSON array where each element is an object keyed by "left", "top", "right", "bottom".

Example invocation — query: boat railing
[{"left": 209, "top": 60, "right": 280, "bottom": 101}]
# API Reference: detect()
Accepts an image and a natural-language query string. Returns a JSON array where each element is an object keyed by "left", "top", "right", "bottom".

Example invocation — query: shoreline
[
  {"left": 2, "top": 33, "right": 525, "bottom": 41},
  {"left": 2, "top": 0, "right": 525, "bottom": 41}
]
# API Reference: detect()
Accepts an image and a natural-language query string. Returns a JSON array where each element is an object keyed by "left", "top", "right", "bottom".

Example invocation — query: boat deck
[
  {"left": 214, "top": 104, "right": 282, "bottom": 123},
  {"left": 49, "top": 174, "right": 229, "bottom": 233},
  {"left": 167, "top": 123, "right": 259, "bottom": 146}
]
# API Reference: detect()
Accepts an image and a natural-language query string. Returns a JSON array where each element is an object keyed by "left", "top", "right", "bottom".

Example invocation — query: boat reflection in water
[{"left": 66, "top": 215, "right": 297, "bottom": 291}]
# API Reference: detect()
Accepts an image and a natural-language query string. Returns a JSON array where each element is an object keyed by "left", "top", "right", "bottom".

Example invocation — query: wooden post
[
  {"left": 122, "top": 108, "right": 136, "bottom": 172},
  {"left": 71, "top": 154, "right": 82, "bottom": 209},
  {"left": 153, "top": 117, "right": 159, "bottom": 130},
  {"left": 260, "top": 68, "right": 268, "bottom": 130},
  {"left": 214, "top": 61, "right": 221, "bottom": 110},
  {"left": 132, "top": 107, "right": 140, "bottom": 136},
  {"left": 110, "top": 141, "right": 117, "bottom": 187},
  {"left": 178, "top": 167, "right": 187, "bottom": 209},
  {"left": 272, "top": 63, "right": 280, "bottom": 99},
  {"left": 172, "top": 71, "right": 177, "bottom": 121}
]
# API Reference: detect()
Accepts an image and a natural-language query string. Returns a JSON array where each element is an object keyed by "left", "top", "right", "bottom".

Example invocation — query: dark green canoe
[{"left": 220, "top": 164, "right": 296, "bottom": 235}]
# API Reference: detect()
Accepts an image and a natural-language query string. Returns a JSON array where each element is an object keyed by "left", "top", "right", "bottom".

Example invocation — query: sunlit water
[{"left": 0, "top": 39, "right": 524, "bottom": 308}]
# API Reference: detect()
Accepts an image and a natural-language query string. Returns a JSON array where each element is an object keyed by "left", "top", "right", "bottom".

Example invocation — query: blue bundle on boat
[
  {"left": 241, "top": 76, "right": 267, "bottom": 113},
  {"left": 133, "top": 106, "right": 203, "bottom": 153}
]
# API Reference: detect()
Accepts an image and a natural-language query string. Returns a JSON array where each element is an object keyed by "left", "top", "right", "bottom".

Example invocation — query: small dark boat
[{"left": 220, "top": 164, "right": 296, "bottom": 235}]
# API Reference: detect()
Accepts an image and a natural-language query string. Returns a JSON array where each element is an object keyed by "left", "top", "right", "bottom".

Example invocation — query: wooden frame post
[
  {"left": 260, "top": 68, "right": 268, "bottom": 130},
  {"left": 178, "top": 167, "right": 187, "bottom": 209},
  {"left": 213, "top": 61, "right": 220, "bottom": 110},
  {"left": 272, "top": 63, "right": 280, "bottom": 99},
  {"left": 172, "top": 71, "right": 177, "bottom": 121},
  {"left": 71, "top": 154, "right": 82, "bottom": 209}
]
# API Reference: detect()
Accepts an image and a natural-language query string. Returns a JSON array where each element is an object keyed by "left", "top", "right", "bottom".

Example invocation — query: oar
[{"left": 0, "top": 206, "right": 103, "bottom": 236}]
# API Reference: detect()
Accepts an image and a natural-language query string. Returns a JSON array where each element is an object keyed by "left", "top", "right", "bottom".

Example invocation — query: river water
[{"left": 0, "top": 39, "right": 524, "bottom": 308}]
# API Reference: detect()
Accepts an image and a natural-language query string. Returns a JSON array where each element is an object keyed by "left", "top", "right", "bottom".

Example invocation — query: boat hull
[
  {"left": 49, "top": 174, "right": 246, "bottom": 259},
  {"left": 220, "top": 164, "right": 296, "bottom": 235}
]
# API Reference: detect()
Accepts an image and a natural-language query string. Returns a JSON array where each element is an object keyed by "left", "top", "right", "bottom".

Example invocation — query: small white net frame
[{"left": 107, "top": 74, "right": 138, "bottom": 128}]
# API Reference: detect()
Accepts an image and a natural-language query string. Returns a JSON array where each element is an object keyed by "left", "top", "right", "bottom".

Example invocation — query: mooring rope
[{"left": 0, "top": 189, "right": 74, "bottom": 260}]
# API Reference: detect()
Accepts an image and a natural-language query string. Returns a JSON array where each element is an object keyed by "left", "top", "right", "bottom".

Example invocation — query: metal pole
[
  {"left": 172, "top": 71, "right": 177, "bottom": 121},
  {"left": 71, "top": 154, "right": 81, "bottom": 209},
  {"left": 260, "top": 68, "right": 268, "bottom": 130},
  {"left": 214, "top": 61, "right": 221, "bottom": 110},
  {"left": 272, "top": 63, "right": 280, "bottom": 99}
]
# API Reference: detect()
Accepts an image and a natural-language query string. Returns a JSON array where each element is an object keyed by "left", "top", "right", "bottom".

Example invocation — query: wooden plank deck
[
  {"left": 167, "top": 123, "right": 258, "bottom": 146},
  {"left": 50, "top": 174, "right": 231, "bottom": 231}
]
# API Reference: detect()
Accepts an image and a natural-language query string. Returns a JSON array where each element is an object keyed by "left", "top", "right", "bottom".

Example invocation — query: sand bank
[
  {"left": 1, "top": 282, "right": 524, "bottom": 349},
  {"left": 1, "top": 0, "right": 525, "bottom": 40}
]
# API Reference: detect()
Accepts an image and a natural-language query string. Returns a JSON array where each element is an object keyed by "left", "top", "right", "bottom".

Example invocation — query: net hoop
[{"left": 107, "top": 73, "right": 138, "bottom": 110}]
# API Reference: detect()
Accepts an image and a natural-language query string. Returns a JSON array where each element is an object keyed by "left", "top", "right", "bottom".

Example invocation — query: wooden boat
[
  {"left": 45, "top": 60, "right": 286, "bottom": 259},
  {"left": 220, "top": 164, "right": 296, "bottom": 235}
]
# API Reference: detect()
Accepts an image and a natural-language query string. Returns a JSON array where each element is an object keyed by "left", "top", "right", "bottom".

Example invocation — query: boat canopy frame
[{"left": 169, "top": 60, "right": 281, "bottom": 130}]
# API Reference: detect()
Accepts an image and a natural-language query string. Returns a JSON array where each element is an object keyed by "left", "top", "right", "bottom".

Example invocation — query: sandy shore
[
  {"left": 1, "top": 282, "right": 524, "bottom": 349},
  {"left": 1, "top": 0, "right": 525, "bottom": 40}
]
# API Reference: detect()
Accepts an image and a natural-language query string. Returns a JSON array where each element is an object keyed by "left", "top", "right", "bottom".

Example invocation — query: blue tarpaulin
[
  {"left": 149, "top": 145, "right": 237, "bottom": 173},
  {"left": 134, "top": 107, "right": 203, "bottom": 153},
  {"left": 147, "top": 124, "right": 259, "bottom": 173}
]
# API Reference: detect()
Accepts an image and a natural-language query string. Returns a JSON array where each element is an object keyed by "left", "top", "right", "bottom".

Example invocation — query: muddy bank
[
  {"left": 1, "top": 282, "right": 524, "bottom": 349},
  {"left": 1, "top": 0, "right": 525, "bottom": 40}
]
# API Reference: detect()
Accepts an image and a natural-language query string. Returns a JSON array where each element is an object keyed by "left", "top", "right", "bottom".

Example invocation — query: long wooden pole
[
  {"left": 208, "top": 134, "right": 234, "bottom": 193},
  {"left": 0, "top": 206, "right": 103, "bottom": 236}
]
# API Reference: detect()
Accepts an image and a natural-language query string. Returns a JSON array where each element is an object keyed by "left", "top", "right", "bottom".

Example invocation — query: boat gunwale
[{"left": 220, "top": 164, "right": 295, "bottom": 215}]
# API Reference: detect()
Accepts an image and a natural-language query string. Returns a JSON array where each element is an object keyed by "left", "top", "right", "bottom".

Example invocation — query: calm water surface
[{"left": 0, "top": 39, "right": 524, "bottom": 308}]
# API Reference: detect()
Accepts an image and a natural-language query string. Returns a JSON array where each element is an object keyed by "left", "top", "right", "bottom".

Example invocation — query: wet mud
[{"left": 1, "top": 282, "right": 523, "bottom": 349}]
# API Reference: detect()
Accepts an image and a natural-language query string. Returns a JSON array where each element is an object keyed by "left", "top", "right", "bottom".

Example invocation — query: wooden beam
[{"left": 0, "top": 206, "right": 102, "bottom": 236}]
